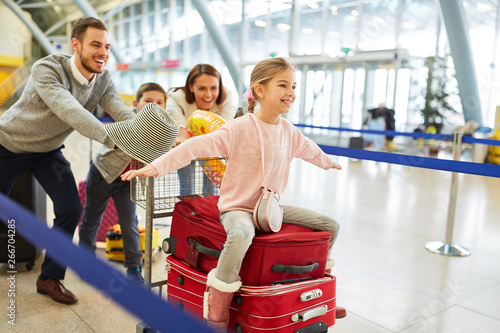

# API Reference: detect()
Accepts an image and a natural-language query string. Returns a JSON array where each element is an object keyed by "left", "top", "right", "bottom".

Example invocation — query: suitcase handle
[
  {"left": 291, "top": 305, "right": 328, "bottom": 322},
  {"left": 271, "top": 262, "right": 320, "bottom": 274},
  {"left": 187, "top": 237, "right": 221, "bottom": 258}
]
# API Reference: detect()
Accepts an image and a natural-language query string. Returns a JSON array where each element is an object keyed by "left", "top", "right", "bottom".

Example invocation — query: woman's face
[{"left": 189, "top": 74, "right": 220, "bottom": 110}]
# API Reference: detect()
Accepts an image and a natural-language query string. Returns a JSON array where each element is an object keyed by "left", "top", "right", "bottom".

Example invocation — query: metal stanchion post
[
  {"left": 425, "top": 131, "right": 471, "bottom": 257},
  {"left": 137, "top": 176, "right": 157, "bottom": 333},
  {"left": 144, "top": 176, "right": 154, "bottom": 285}
]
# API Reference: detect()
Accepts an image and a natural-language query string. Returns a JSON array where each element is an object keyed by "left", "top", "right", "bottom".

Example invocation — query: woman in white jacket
[{"left": 167, "top": 64, "right": 236, "bottom": 196}]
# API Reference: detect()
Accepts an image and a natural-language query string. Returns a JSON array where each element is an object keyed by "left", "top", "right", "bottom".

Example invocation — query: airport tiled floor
[{"left": 1, "top": 131, "right": 500, "bottom": 332}]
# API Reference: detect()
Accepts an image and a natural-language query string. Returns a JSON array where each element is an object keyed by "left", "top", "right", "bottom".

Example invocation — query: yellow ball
[
  {"left": 185, "top": 110, "right": 227, "bottom": 188},
  {"left": 186, "top": 110, "right": 226, "bottom": 136}
]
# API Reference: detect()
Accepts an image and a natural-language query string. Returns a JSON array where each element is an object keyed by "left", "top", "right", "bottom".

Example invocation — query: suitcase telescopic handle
[
  {"left": 187, "top": 237, "right": 221, "bottom": 258},
  {"left": 271, "top": 262, "right": 320, "bottom": 274}
]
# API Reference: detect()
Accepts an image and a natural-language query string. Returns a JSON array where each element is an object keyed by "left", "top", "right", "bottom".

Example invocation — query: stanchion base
[{"left": 425, "top": 241, "right": 471, "bottom": 257}]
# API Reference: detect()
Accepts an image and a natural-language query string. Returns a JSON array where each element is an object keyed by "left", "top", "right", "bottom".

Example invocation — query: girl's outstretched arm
[{"left": 121, "top": 164, "right": 159, "bottom": 181}]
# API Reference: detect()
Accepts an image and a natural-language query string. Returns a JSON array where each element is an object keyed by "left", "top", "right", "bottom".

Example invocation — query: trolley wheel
[
  {"left": 162, "top": 238, "right": 171, "bottom": 254},
  {"left": 26, "top": 261, "right": 34, "bottom": 271}
]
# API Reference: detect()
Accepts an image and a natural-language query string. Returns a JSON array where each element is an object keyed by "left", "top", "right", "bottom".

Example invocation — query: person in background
[
  {"left": 0, "top": 17, "right": 136, "bottom": 304},
  {"left": 365, "top": 103, "right": 398, "bottom": 151},
  {"left": 79, "top": 82, "right": 170, "bottom": 284},
  {"left": 166, "top": 64, "right": 236, "bottom": 197},
  {"left": 122, "top": 57, "right": 346, "bottom": 332}
]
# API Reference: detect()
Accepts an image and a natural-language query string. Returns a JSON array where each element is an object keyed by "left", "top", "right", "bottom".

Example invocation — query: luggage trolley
[{"left": 130, "top": 157, "right": 226, "bottom": 332}]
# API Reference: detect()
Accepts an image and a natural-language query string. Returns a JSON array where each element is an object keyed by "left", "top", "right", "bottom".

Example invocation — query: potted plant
[
  {"left": 415, "top": 55, "right": 461, "bottom": 156},
  {"left": 420, "top": 55, "right": 460, "bottom": 131}
]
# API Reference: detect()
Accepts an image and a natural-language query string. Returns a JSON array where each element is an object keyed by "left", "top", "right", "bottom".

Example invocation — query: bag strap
[{"left": 250, "top": 113, "right": 267, "bottom": 189}]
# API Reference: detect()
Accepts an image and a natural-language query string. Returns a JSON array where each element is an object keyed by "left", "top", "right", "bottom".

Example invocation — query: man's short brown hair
[{"left": 71, "top": 17, "right": 108, "bottom": 42}]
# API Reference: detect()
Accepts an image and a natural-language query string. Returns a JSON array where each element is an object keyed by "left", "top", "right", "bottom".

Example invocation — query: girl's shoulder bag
[{"left": 250, "top": 114, "right": 283, "bottom": 233}]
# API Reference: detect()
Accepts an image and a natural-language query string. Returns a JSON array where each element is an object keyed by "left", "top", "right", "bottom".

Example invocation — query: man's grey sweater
[{"left": 0, "top": 54, "right": 135, "bottom": 154}]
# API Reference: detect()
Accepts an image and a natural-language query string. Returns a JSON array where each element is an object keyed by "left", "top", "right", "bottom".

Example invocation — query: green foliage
[{"left": 420, "top": 55, "right": 460, "bottom": 125}]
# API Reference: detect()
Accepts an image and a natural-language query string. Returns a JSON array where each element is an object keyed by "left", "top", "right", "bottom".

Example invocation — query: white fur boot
[
  {"left": 203, "top": 269, "right": 242, "bottom": 333},
  {"left": 325, "top": 258, "right": 335, "bottom": 275}
]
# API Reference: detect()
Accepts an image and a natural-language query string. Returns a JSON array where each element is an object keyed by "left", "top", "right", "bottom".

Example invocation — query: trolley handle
[
  {"left": 187, "top": 237, "right": 221, "bottom": 258},
  {"left": 272, "top": 262, "right": 320, "bottom": 274}
]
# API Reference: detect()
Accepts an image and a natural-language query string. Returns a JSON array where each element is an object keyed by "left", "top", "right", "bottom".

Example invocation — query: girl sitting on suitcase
[{"left": 122, "top": 57, "right": 345, "bottom": 331}]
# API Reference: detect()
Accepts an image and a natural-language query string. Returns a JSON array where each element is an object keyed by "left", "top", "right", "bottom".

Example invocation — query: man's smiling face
[{"left": 72, "top": 26, "right": 110, "bottom": 80}]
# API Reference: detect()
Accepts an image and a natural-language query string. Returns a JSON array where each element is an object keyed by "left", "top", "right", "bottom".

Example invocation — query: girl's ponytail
[{"left": 243, "top": 88, "right": 257, "bottom": 113}]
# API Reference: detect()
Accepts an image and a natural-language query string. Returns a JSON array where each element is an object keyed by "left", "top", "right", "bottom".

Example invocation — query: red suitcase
[
  {"left": 166, "top": 255, "right": 336, "bottom": 333},
  {"left": 163, "top": 196, "right": 332, "bottom": 286}
]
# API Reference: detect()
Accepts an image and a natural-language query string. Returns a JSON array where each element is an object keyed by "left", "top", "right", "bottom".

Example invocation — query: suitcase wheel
[
  {"left": 26, "top": 261, "right": 34, "bottom": 271},
  {"left": 162, "top": 238, "right": 171, "bottom": 254},
  {"left": 176, "top": 301, "right": 184, "bottom": 311},
  {"left": 234, "top": 324, "right": 243, "bottom": 333},
  {"left": 177, "top": 275, "right": 185, "bottom": 286},
  {"left": 234, "top": 295, "right": 243, "bottom": 306}
]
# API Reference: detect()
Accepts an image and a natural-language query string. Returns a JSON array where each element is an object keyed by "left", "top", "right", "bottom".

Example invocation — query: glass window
[
  {"left": 465, "top": 2, "right": 498, "bottom": 126},
  {"left": 147, "top": 0, "right": 155, "bottom": 13},
  {"left": 246, "top": 1, "right": 270, "bottom": 62},
  {"left": 188, "top": 35, "right": 202, "bottom": 65},
  {"left": 161, "top": 12, "right": 168, "bottom": 28},
  {"left": 134, "top": 3, "right": 142, "bottom": 15},
  {"left": 358, "top": 0, "right": 397, "bottom": 51},
  {"left": 399, "top": 0, "right": 438, "bottom": 57},
  {"left": 149, "top": 14, "right": 155, "bottom": 36},
  {"left": 269, "top": 8, "right": 293, "bottom": 57},
  {"left": 247, "top": 17, "right": 268, "bottom": 61},
  {"left": 372, "top": 69, "right": 388, "bottom": 106},
  {"left": 123, "top": 22, "right": 130, "bottom": 46},
  {"left": 297, "top": 6, "right": 322, "bottom": 55},
  {"left": 104, "top": 0, "right": 499, "bottom": 128},
  {"left": 334, "top": 5, "right": 358, "bottom": 51},
  {"left": 394, "top": 68, "right": 411, "bottom": 129}
]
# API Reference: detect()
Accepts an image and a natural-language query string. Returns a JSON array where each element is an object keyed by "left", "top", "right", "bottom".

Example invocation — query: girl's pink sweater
[{"left": 151, "top": 114, "right": 335, "bottom": 213}]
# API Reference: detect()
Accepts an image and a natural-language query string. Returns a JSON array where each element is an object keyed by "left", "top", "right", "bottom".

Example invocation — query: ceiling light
[
  {"left": 307, "top": 1, "right": 319, "bottom": 9},
  {"left": 277, "top": 23, "right": 291, "bottom": 32},
  {"left": 158, "top": 40, "right": 169, "bottom": 48},
  {"left": 372, "top": 17, "right": 386, "bottom": 25},
  {"left": 477, "top": 3, "right": 492, "bottom": 12},
  {"left": 254, "top": 20, "right": 267, "bottom": 28},
  {"left": 351, "top": 10, "right": 359, "bottom": 16},
  {"left": 145, "top": 44, "right": 157, "bottom": 53},
  {"left": 403, "top": 22, "right": 416, "bottom": 29},
  {"left": 329, "top": 31, "right": 342, "bottom": 38},
  {"left": 302, "top": 28, "right": 314, "bottom": 34}
]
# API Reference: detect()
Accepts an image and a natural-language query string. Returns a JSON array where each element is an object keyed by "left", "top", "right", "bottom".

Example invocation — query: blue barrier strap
[
  {"left": 462, "top": 135, "right": 500, "bottom": 146},
  {"left": 97, "top": 117, "right": 114, "bottom": 123},
  {"left": 0, "top": 194, "right": 211, "bottom": 333},
  {"left": 293, "top": 123, "right": 500, "bottom": 147},
  {"left": 294, "top": 123, "right": 453, "bottom": 141},
  {"left": 319, "top": 145, "right": 500, "bottom": 178}
]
